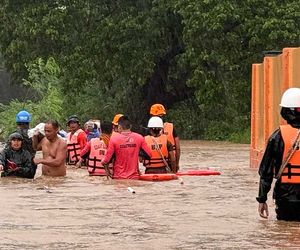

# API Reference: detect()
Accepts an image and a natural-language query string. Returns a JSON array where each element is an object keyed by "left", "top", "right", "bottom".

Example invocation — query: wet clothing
[
  {"left": 80, "top": 136, "right": 111, "bottom": 176},
  {"left": 67, "top": 129, "right": 87, "bottom": 164},
  {"left": 102, "top": 131, "right": 151, "bottom": 179},
  {"left": 0, "top": 147, "right": 36, "bottom": 179},
  {"left": 143, "top": 134, "right": 174, "bottom": 174},
  {"left": 164, "top": 122, "right": 177, "bottom": 150},
  {"left": 15, "top": 128, "right": 36, "bottom": 158},
  {"left": 145, "top": 166, "right": 168, "bottom": 174},
  {"left": 257, "top": 125, "right": 300, "bottom": 221},
  {"left": 280, "top": 125, "right": 300, "bottom": 184}
]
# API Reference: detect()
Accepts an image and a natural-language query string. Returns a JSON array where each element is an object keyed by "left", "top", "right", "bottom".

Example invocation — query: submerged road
[{"left": 1, "top": 140, "right": 299, "bottom": 249}]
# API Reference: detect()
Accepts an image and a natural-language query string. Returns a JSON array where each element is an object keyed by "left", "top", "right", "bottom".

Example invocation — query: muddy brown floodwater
[{"left": 1, "top": 140, "right": 300, "bottom": 249}]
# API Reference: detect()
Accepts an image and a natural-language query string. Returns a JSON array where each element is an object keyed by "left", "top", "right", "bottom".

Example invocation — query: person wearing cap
[
  {"left": 257, "top": 88, "right": 300, "bottom": 221},
  {"left": 101, "top": 116, "right": 151, "bottom": 179},
  {"left": 33, "top": 120, "right": 67, "bottom": 177},
  {"left": 149, "top": 104, "right": 180, "bottom": 172},
  {"left": 0, "top": 132, "right": 36, "bottom": 178},
  {"left": 111, "top": 114, "right": 123, "bottom": 136},
  {"left": 15, "top": 110, "right": 36, "bottom": 158},
  {"left": 143, "top": 117, "right": 176, "bottom": 174},
  {"left": 66, "top": 115, "right": 87, "bottom": 165}
]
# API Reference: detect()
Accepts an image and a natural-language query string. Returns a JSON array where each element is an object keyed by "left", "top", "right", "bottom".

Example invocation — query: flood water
[{"left": 1, "top": 140, "right": 300, "bottom": 249}]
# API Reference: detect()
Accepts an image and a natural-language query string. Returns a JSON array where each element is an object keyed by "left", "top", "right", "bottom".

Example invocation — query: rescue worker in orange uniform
[
  {"left": 111, "top": 114, "right": 123, "bottom": 136},
  {"left": 66, "top": 115, "right": 87, "bottom": 165},
  {"left": 143, "top": 117, "right": 176, "bottom": 174},
  {"left": 150, "top": 104, "right": 180, "bottom": 172},
  {"left": 76, "top": 122, "right": 112, "bottom": 175},
  {"left": 257, "top": 88, "right": 300, "bottom": 221}
]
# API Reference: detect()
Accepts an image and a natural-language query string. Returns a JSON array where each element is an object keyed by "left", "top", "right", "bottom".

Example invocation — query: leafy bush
[{"left": 0, "top": 57, "right": 63, "bottom": 139}]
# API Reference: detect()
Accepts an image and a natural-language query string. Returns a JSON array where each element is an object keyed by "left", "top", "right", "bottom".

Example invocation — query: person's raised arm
[{"left": 32, "top": 134, "right": 42, "bottom": 151}]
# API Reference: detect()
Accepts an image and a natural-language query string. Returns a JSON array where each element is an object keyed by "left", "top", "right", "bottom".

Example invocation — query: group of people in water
[
  {"left": 0, "top": 104, "right": 180, "bottom": 180},
  {"left": 2, "top": 90, "right": 300, "bottom": 222}
]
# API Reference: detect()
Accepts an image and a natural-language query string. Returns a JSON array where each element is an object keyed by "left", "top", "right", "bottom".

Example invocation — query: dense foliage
[
  {"left": 0, "top": 1, "right": 299, "bottom": 141},
  {"left": 0, "top": 57, "right": 63, "bottom": 138}
]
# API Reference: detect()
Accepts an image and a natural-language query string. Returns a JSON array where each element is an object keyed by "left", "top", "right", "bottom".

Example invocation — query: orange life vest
[
  {"left": 280, "top": 125, "right": 300, "bottom": 184},
  {"left": 67, "top": 129, "right": 84, "bottom": 164},
  {"left": 87, "top": 138, "right": 108, "bottom": 176},
  {"left": 144, "top": 134, "right": 169, "bottom": 168},
  {"left": 163, "top": 122, "right": 175, "bottom": 150}
]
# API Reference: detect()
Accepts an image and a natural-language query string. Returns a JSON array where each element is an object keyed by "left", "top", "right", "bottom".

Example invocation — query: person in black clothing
[
  {"left": 0, "top": 132, "right": 36, "bottom": 179},
  {"left": 257, "top": 88, "right": 300, "bottom": 221}
]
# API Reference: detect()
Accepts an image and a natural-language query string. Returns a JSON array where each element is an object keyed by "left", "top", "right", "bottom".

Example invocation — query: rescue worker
[
  {"left": 143, "top": 117, "right": 176, "bottom": 174},
  {"left": 15, "top": 110, "right": 36, "bottom": 157},
  {"left": 257, "top": 88, "right": 300, "bottom": 221},
  {"left": 150, "top": 104, "right": 180, "bottom": 172},
  {"left": 66, "top": 115, "right": 87, "bottom": 165},
  {"left": 111, "top": 114, "right": 123, "bottom": 136},
  {"left": 77, "top": 121, "right": 112, "bottom": 175},
  {"left": 0, "top": 132, "right": 36, "bottom": 179},
  {"left": 101, "top": 115, "right": 151, "bottom": 179}
]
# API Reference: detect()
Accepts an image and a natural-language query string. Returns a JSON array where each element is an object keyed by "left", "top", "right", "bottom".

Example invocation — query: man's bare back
[{"left": 33, "top": 121, "right": 67, "bottom": 177}]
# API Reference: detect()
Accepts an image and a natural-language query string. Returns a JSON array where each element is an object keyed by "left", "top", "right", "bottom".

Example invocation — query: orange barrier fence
[{"left": 250, "top": 47, "right": 300, "bottom": 168}]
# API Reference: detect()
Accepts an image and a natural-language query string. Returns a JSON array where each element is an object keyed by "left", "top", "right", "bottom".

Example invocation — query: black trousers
[{"left": 276, "top": 200, "right": 300, "bottom": 221}]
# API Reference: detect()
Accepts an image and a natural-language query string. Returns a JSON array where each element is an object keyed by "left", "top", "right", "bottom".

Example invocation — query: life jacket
[
  {"left": 280, "top": 125, "right": 300, "bottom": 184},
  {"left": 87, "top": 138, "right": 108, "bottom": 176},
  {"left": 144, "top": 134, "right": 169, "bottom": 168},
  {"left": 67, "top": 129, "right": 85, "bottom": 164},
  {"left": 163, "top": 122, "right": 176, "bottom": 150}
]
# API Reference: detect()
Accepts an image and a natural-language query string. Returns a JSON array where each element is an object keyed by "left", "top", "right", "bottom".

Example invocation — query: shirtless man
[{"left": 33, "top": 120, "right": 67, "bottom": 177}]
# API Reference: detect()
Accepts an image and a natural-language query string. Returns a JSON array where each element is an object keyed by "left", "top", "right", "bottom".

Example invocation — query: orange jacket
[
  {"left": 163, "top": 122, "right": 175, "bottom": 150},
  {"left": 144, "top": 134, "right": 168, "bottom": 168},
  {"left": 87, "top": 138, "right": 107, "bottom": 175},
  {"left": 67, "top": 129, "right": 85, "bottom": 164},
  {"left": 280, "top": 125, "right": 300, "bottom": 184}
]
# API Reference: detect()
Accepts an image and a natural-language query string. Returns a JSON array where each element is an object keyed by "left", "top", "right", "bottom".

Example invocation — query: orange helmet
[
  {"left": 150, "top": 104, "right": 166, "bottom": 116},
  {"left": 112, "top": 114, "right": 124, "bottom": 125}
]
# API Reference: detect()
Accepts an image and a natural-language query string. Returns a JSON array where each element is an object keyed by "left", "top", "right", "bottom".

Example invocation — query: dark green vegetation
[{"left": 0, "top": 1, "right": 299, "bottom": 142}]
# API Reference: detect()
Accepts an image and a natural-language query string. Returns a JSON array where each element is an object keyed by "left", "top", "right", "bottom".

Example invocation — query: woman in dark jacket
[{"left": 0, "top": 132, "right": 36, "bottom": 179}]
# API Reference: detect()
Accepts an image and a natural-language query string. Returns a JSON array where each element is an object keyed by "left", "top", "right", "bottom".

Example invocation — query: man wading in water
[
  {"left": 33, "top": 120, "right": 67, "bottom": 177},
  {"left": 101, "top": 116, "right": 151, "bottom": 179},
  {"left": 257, "top": 88, "right": 300, "bottom": 221}
]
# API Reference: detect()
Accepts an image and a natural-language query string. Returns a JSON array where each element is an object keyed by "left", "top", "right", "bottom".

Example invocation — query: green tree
[
  {"left": 0, "top": 57, "right": 63, "bottom": 138},
  {"left": 0, "top": 1, "right": 300, "bottom": 141}
]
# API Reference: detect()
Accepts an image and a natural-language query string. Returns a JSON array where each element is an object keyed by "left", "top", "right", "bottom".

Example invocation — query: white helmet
[
  {"left": 147, "top": 117, "right": 164, "bottom": 128},
  {"left": 280, "top": 88, "right": 300, "bottom": 108}
]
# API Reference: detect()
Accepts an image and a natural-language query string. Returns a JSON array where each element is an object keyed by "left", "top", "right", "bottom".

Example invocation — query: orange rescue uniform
[
  {"left": 144, "top": 134, "right": 169, "bottom": 168},
  {"left": 87, "top": 138, "right": 109, "bottom": 176},
  {"left": 67, "top": 129, "right": 86, "bottom": 164},
  {"left": 280, "top": 125, "right": 300, "bottom": 184},
  {"left": 163, "top": 122, "right": 175, "bottom": 150}
]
